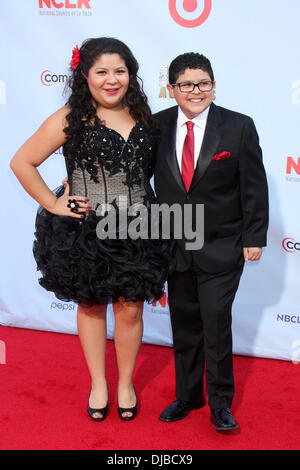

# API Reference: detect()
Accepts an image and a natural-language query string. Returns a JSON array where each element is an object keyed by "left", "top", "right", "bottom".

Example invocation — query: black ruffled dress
[{"left": 33, "top": 123, "right": 175, "bottom": 307}]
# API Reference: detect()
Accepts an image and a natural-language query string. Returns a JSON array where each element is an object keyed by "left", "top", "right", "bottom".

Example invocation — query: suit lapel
[
  {"left": 161, "top": 107, "right": 186, "bottom": 192},
  {"left": 190, "top": 103, "right": 224, "bottom": 191}
]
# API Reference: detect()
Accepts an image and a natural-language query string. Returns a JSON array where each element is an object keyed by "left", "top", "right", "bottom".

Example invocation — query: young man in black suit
[{"left": 154, "top": 53, "right": 268, "bottom": 431}]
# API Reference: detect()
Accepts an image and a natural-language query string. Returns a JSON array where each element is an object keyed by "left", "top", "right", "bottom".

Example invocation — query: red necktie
[{"left": 181, "top": 121, "right": 194, "bottom": 192}]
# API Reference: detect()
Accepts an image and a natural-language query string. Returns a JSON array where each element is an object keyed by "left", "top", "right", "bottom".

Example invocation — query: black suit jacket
[{"left": 153, "top": 103, "right": 269, "bottom": 273}]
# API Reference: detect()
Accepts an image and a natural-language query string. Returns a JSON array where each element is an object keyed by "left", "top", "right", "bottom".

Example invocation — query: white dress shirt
[{"left": 176, "top": 106, "right": 210, "bottom": 170}]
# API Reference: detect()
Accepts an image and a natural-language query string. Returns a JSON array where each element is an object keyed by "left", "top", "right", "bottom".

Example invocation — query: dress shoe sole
[
  {"left": 159, "top": 399, "right": 206, "bottom": 423},
  {"left": 211, "top": 418, "right": 239, "bottom": 432},
  {"left": 159, "top": 411, "right": 190, "bottom": 423}
]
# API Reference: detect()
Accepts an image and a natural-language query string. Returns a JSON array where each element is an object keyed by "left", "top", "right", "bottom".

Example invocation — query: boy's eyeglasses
[{"left": 171, "top": 81, "right": 214, "bottom": 93}]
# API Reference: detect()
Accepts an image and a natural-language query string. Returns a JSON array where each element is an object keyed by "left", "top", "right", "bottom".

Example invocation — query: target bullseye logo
[{"left": 169, "top": 0, "right": 212, "bottom": 28}]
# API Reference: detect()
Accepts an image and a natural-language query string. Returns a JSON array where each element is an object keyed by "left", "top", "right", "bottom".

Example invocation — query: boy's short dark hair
[{"left": 168, "top": 53, "right": 214, "bottom": 84}]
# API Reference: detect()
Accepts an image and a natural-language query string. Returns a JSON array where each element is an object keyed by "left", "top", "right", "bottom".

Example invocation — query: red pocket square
[{"left": 212, "top": 151, "right": 232, "bottom": 161}]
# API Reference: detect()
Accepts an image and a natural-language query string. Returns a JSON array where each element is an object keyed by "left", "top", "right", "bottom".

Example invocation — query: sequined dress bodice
[
  {"left": 63, "top": 122, "right": 156, "bottom": 213},
  {"left": 34, "top": 122, "right": 175, "bottom": 306}
]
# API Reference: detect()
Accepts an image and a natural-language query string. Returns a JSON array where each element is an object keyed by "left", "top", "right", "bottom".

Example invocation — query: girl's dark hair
[
  {"left": 64, "top": 37, "right": 153, "bottom": 137},
  {"left": 168, "top": 52, "right": 214, "bottom": 84}
]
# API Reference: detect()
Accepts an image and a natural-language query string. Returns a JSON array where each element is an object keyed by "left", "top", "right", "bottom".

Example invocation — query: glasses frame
[{"left": 171, "top": 81, "right": 214, "bottom": 93}]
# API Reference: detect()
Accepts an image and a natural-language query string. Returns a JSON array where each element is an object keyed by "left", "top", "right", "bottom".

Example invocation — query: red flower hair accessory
[{"left": 70, "top": 45, "right": 80, "bottom": 70}]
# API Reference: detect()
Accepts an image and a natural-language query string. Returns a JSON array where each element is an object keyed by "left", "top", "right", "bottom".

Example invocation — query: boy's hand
[{"left": 243, "top": 247, "right": 262, "bottom": 262}]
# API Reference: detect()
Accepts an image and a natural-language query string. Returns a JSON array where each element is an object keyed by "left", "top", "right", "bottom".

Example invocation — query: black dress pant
[{"left": 167, "top": 266, "right": 244, "bottom": 409}]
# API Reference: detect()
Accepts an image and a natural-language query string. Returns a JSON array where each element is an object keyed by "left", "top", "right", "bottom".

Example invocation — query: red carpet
[{"left": 0, "top": 325, "right": 299, "bottom": 450}]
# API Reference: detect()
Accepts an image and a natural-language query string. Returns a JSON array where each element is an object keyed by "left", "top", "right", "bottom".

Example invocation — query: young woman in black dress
[{"left": 10, "top": 37, "right": 173, "bottom": 421}]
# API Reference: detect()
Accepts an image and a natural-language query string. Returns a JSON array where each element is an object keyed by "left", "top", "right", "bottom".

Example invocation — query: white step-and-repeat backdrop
[{"left": 1, "top": 1, "right": 300, "bottom": 362}]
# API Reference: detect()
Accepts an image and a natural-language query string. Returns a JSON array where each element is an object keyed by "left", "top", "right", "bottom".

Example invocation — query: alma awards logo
[{"left": 169, "top": 0, "right": 212, "bottom": 28}]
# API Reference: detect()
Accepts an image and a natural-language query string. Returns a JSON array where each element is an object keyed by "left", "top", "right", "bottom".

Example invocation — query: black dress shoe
[
  {"left": 210, "top": 408, "right": 239, "bottom": 431},
  {"left": 159, "top": 397, "right": 205, "bottom": 422}
]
